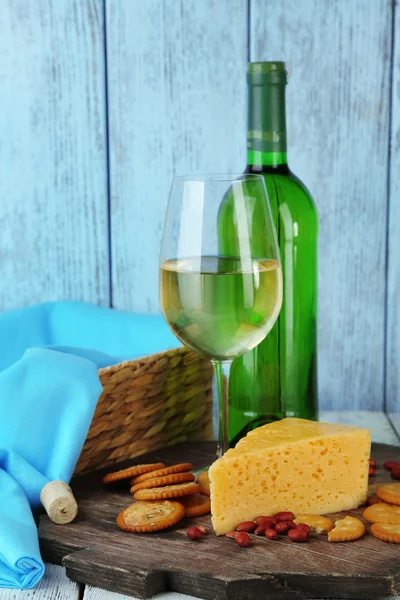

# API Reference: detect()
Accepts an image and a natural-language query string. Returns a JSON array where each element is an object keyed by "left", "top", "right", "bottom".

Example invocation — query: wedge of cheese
[{"left": 209, "top": 418, "right": 371, "bottom": 535}]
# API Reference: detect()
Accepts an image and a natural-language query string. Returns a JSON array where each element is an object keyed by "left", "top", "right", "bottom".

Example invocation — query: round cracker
[
  {"left": 103, "top": 463, "right": 165, "bottom": 484},
  {"left": 116, "top": 500, "right": 184, "bottom": 533},
  {"left": 376, "top": 482, "right": 400, "bottom": 506},
  {"left": 133, "top": 482, "right": 201, "bottom": 500},
  {"left": 196, "top": 470, "right": 210, "bottom": 497},
  {"left": 131, "top": 463, "right": 194, "bottom": 484},
  {"left": 328, "top": 516, "right": 365, "bottom": 542},
  {"left": 180, "top": 494, "right": 211, "bottom": 517},
  {"left": 371, "top": 522, "right": 400, "bottom": 544},
  {"left": 363, "top": 502, "right": 400, "bottom": 524},
  {"left": 130, "top": 472, "right": 195, "bottom": 494}
]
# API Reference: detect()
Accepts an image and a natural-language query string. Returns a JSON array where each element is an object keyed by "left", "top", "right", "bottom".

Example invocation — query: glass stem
[{"left": 212, "top": 360, "right": 232, "bottom": 458}]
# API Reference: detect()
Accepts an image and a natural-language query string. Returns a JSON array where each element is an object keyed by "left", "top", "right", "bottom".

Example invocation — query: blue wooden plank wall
[
  {"left": 0, "top": 0, "right": 398, "bottom": 413},
  {"left": 0, "top": 0, "right": 110, "bottom": 307},
  {"left": 106, "top": 0, "right": 246, "bottom": 312},
  {"left": 252, "top": 0, "right": 392, "bottom": 411}
]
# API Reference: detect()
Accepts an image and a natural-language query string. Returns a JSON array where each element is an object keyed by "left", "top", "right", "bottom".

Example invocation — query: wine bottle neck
[{"left": 247, "top": 62, "right": 288, "bottom": 168}]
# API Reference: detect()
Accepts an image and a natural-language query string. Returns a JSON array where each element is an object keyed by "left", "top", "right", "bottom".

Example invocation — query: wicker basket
[{"left": 74, "top": 346, "right": 214, "bottom": 474}]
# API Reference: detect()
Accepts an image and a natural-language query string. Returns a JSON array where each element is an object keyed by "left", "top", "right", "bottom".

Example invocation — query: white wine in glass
[
  {"left": 161, "top": 256, "right": 282, "bottom": 360},
  {"left": 159, "top": 175, "right": 282, "bottom": 457}
]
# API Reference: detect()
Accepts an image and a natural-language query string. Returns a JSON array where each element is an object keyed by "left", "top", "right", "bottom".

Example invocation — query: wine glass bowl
[
  {"left": 160, "top": 255, "right": 281, "bottom": 360},
  {"left": 159, "top": 174, "right": 282, "bottom": 456}
]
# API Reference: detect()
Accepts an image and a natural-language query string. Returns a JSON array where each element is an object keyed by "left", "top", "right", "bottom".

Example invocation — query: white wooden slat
[
  {"left": 0, "top": 0, "right": 110, "bottom": 310},
  {"left": 83, "top": 586, "right": 198, "bottom": 600},
  {"left": 83, "top": 587, "right": 400, "bottom": 600},
  {"left": 106, "top": 0, "right": 247, "bottom": 312},
  {"left": 251, "top": 0, "right": 392, "bottom": 411},
  {"left": 387, "top": 0, "right": 400, "bottom": 413},
  {"left": 320, "top": 411, "right": 400, "bottom": 446},
  {"left": 0, "top": 564, "right": 79, "bottom": 600}
]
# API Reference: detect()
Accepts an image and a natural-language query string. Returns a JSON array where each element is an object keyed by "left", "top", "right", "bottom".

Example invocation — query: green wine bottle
[{"left": 218, "top": 61, "right": 318, "bottom": 443}]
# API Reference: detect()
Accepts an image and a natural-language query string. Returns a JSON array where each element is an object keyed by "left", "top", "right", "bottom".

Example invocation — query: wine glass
[{"left": 159, "top": 174, "right": 282, "bottom": 458}]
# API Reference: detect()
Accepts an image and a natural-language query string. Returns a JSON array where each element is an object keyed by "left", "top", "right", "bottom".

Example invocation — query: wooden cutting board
[{"left": 39, "top": 441, "right": 400, "bottom": 600}]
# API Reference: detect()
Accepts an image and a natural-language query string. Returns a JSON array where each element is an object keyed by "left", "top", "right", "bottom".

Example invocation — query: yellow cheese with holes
[{"left": 209, "top": 418, "right": 371, "bottom": 535}]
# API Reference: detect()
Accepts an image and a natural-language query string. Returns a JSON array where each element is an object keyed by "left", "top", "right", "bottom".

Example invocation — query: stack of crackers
[
  {"left": 364, "top": 483, "right": 400, "bottom": 543},
  {"left": 103, "top": 462, "right": 210, "bottom": 533}
]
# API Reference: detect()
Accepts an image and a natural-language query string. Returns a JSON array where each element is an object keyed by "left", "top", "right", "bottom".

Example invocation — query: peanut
[
  {"left": 274, "top": 511, "right": 295, "bottom": 522},
  {"left": 384, "top": 461, "right": 400, "bottom": 471},
  {"left": 254, "top": 525, "right": 267, "bottom": 535},
  {"left": 288, "top": 528, "right": 308, "bottom": 542},
  {"left": 265, "top": 528, "right": 277, "bottom": 540},
  {"left": 254, "top": 515, "right": 277, "bottom": 527},
  {"left": 391, "top": 467, "right": 400, "bottom": 480},
  {"left": 197, "top": 525, "right": 208, "bottom": 535},
  {"left": 186, "top": 526, "right": 202, "bottom": 540},
  {"left": 236, "top": 521, "right": 257, "bottom": 533},
  {"left": 235, "top": 532, "right": 251, "bottom": 547},
  {"left": 296, "top": 523, "right": 311, "bottom": 536},
  {"left": 275, "top": 521, "right": 289, "bottom": 535}
]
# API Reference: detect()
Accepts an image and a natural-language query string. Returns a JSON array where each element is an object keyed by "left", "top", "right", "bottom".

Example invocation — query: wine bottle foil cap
[{"left": 247, "top": 62, "right": 287, "bottom": 85}]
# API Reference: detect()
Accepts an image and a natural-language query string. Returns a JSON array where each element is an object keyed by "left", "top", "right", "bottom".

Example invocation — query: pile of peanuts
[
  {"left": 186, "top": 511, "right": 310, "bottom": 547},
  {"left": 369, "top": 457, "right": 400, "bottom": 479},
  {"left": 224, "top": 512, "right": 309, "bottom": 547},
  {"left": 383, "top": 460, "right": 400, "bottom": 480}
]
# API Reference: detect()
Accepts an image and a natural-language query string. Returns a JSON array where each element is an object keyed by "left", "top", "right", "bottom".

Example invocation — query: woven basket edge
[{"left": 98, "top": 345, "right": 193, "bottom": 376}]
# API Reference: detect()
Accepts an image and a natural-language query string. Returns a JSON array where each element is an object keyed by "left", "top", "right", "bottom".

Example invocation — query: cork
[{"left": 40, "top": 480, "right": 78, "bottom": 524}]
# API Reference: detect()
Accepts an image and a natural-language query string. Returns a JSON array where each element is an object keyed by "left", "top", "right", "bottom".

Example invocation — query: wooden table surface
[{"left": 5, "top": 411, "right": 400, "bottom": 600}]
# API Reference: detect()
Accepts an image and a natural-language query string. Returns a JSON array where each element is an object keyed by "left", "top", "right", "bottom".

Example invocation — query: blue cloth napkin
[{"left": 0, "top": 302, "right": 179, "bottom": 589}]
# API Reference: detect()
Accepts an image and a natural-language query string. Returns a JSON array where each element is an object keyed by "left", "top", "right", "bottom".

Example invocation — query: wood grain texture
[
  {"left": 250, "top": 0, "right": 392, "bottom": 410},
  {"left": 0, "top": 0, "right": 110, "bottom": 310},
  {"left": 106, "top": 0, "right": 247, "bottom": 313},
  {"left": 387, "top": 0, "right": 400, "bottom": 413},
  {"left": 39, "top": 412, "right": 400, "bottom": 600},
  {"left": 39, "top": 441, "right": 400, "bottom": 600},
  {"left": 0, "top": 563, "right": 80, "bottom": 600}
]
